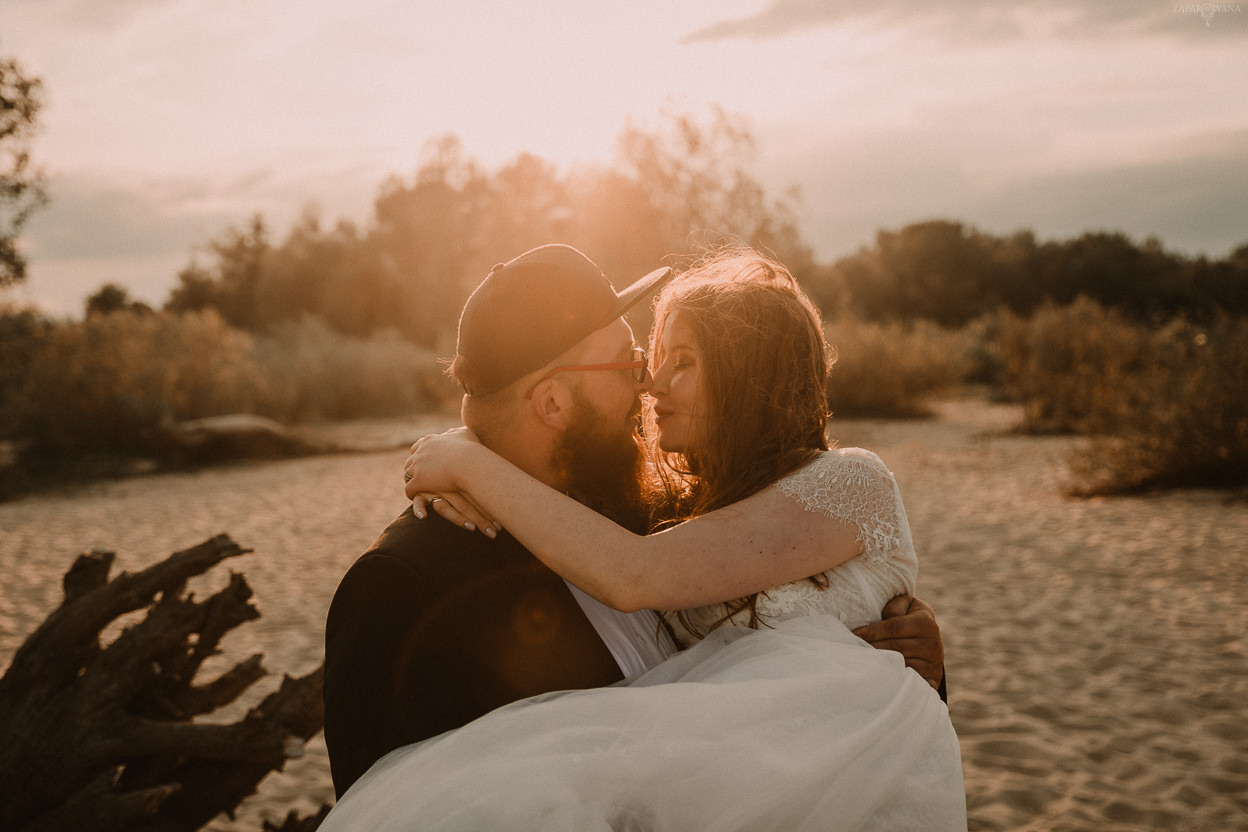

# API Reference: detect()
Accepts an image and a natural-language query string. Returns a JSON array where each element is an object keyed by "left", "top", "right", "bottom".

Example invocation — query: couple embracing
[{"left": 322, "top": 244, "right": 966, "bottom": 829}]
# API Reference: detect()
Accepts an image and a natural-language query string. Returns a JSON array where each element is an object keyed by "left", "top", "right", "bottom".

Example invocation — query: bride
[{"left": 322, "top": 251, "right": 966, "bottom": 830}]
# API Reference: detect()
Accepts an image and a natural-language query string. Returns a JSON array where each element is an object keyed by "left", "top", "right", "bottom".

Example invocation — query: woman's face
[{"left": 648, "top": 310, "right": 706, "bottom": 454}]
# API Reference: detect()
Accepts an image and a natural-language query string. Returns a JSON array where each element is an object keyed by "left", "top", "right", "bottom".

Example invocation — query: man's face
[
  {"left": 560, "top": 317, "right": 645, "bottom": 434},
  {"left": 551, "top": 318, "right": 650, "bottom": 529}
]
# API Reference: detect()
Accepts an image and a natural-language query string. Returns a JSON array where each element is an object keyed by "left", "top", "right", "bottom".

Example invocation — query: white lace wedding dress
[{"left": 322, "top": 449, "right": 966, "bottom": 831}]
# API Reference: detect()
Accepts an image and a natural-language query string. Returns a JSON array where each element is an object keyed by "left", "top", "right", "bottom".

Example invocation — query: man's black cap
[{"left": 453, "top": 244, "right": 673, "bottom": 395}]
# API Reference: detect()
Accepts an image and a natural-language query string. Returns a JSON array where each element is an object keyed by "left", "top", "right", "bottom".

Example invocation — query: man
[{"left": 322, "top": 244, "right": 945, "bottom": 798}]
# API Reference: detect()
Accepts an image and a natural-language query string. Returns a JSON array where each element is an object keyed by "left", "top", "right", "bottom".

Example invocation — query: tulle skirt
[{"left": 322, "top": 615, "right": 966, "bottom": 831}]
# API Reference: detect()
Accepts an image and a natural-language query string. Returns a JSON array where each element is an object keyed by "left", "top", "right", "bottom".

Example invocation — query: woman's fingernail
[
  {"left": 464, "top": 522, "right": 475, "bottom": 531},
  {"left": 484, "top": 527, "right": 497, "bottom": 539},
  {"left": 415, "top": 507, "right": 425, "bottom": 519}
]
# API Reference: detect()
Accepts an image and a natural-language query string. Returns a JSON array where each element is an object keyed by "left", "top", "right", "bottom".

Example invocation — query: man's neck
[
  {"left": 476, "top": 423, "right": 648, "bottom": 533},
  {"left": 479, "top": 431, "right": 564, "bottom": 492}
]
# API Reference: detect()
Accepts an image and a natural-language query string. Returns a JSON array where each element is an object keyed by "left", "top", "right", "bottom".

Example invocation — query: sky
[{"left": 3, "top": 0, "right": 1247, "bottom": 315}]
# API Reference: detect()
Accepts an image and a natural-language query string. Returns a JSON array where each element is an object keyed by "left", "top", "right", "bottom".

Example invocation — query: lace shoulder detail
[{"left": 775, "top": 448, "right": 904, "bottom": 566}]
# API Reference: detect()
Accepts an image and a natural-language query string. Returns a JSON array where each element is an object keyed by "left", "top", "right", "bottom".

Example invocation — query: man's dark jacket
[{"left": 323, "top": 507, "right": 624, "bottom": 798}]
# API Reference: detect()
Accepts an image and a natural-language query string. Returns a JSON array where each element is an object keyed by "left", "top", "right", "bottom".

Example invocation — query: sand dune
[{"left": 1, "top": 399, "right": 1245, "bottom": 830}]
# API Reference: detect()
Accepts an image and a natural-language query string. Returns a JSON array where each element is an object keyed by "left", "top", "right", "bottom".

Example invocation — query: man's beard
[{"left": 552, "top": 392, "right": 650, "bottom": 533}]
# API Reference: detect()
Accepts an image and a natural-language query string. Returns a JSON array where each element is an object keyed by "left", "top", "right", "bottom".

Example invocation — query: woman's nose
[{"left": 644, "top": 363, "right": 666, "bottom": 396}]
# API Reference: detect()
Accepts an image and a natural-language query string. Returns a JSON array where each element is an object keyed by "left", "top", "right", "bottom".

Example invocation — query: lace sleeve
[{"left": 775, "top": 449, "right": 906, "bottom": 567}]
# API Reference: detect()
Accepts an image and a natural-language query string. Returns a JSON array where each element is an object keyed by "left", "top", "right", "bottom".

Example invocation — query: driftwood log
[
  {"left": 147, "top": 415, "right": 331, "bottom": 466},
  {"left": 0, "top": 535, "right": 328, "bottom": 831}
]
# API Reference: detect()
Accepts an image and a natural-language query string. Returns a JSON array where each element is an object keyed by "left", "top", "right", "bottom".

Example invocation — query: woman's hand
[
  {"left": 403, "top": 427, "right": 501, "bottom": 538},
  {"left": 409, "top": 490, "right": 500, "bottom": 538}
]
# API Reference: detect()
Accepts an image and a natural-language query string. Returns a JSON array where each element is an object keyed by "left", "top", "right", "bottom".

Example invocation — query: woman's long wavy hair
[{"left": 645, "top": 249, "right": 835, "bottom": 636}]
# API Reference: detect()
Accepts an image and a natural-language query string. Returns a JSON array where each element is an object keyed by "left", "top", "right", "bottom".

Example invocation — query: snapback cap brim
[{"left": 604, "top": 266, "right": 675, "bottom": 324}]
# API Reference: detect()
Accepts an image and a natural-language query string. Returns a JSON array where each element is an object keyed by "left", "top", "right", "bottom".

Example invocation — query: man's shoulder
[
  {"left": 335, "top": 506, "right": 535, "bottom": 598},
  {"left": 358, "top": 506, "right": 524, "bottom": 564}
]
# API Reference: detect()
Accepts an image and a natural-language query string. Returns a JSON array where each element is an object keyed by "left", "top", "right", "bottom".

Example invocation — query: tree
[
  {"left": 1032, "top": 231, "right": 1188, "bottom": 317},
  {"left": 0, "top": 302, "right": 51, "bottom": 439},
  {"left": 614, "top": 106, "right": 811, "bottom": 269},
  {"left": 834, "top": 221, "right": 1013, "bottom": 325},
  {"left": 85, "top": 283, "right": 153, "bottom": 316},
  {"left": 0, "top": 52, "right": 48, "bottom": 287},
  {"left": 365, "top": 136, "right": 497, "bottom": 346},
  {"left": 153, "top": 111, "right": 820, "bottom": 349},
  {"left": 166, "top": 216, "right": 270, "bottom": 331}
]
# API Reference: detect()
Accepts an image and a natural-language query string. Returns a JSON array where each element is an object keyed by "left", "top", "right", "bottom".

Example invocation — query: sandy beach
[{"left": 1, "top": 398, "right": 1245, "bottom": 830}]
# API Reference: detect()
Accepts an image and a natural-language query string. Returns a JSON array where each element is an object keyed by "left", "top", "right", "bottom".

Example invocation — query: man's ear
[{"left": 528, "top": 379, "right": 573, "bottom": 432}]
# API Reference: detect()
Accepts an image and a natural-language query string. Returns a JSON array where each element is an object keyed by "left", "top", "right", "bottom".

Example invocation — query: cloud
[
  {"left": 24, "top": 157, "right": 385, "bottom": 260},
  {"left": 683, "top": 0, "right": 1247, "bottom": 44},
  {"left": 16, "top": 158, "right": 388, "bottom": 313},
  {"left": 972, "top": 128, "right": 1248, "bottom": 256},
  {"left": 765, "top": 124, "right": 1248, "bottom": 261},
  {"left": 9, "top": 172, "right": 231, "bottom": 313},
  {"left": 24, "top": 173, "right": 244, "bottom": 261}
]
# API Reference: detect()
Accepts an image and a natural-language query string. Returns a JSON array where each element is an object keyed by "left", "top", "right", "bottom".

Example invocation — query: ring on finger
[
  {"left": 428, "top": 495, "right": 444, "bottom": 505},
  {"left": 403, "top": 471, "right": 413, "bottom": 482}
]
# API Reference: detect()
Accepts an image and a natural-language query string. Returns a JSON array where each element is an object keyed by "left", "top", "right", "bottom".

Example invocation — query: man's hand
[{"left": 853, "top": 595, "right": 945, "bottom": 692}]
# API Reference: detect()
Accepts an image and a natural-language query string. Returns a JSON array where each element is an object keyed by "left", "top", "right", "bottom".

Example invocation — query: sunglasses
[{"left": 524, "top": 347, "right": 648, "bottom": 399}]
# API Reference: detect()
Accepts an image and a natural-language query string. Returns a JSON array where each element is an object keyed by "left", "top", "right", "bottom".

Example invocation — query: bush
[
  {"left": 249, "top": 316, "right": 457, "bottom": 421},
  {"left": 0, "top": 303, "right": 53, "bottom": 439},
  {"left": 991, "top": 298, "right": 1152, "bottom": 434},
  {"left": 824, "top": 316, "right": 974, "bottom": 418},
  {"left": 991, "top": 298, "right": 1248, "bottom": 493},
  {"left": 1070, "top": 315, "right": 1248, "bottom": 494},
  {"left": 6, "top": 310, "right": 455, "bottom": 464},
  {"left": 13, "top": 309, "right": 262, "bottom": 455}
]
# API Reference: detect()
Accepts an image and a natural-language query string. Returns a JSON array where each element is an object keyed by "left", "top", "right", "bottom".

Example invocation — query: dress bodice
[{"left": 668, "top": 448, "right": 917, "bottom": 647}]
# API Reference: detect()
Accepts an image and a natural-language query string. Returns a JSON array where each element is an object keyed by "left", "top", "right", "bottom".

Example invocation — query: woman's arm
[{"left": 404, "top": 429, "right": 862, "bottom": 612}]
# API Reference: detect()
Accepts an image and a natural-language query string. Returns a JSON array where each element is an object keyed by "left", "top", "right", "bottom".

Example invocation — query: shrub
[
  {"left": 6, "top": 310, "right": 455, "bottom": 464},
  {"left": 991, "top": 297, "right": 1248, "bottom": 493},
  {"left": 0, "top": 303, "right": 53, "bottom": 439},
  {"left": 1070, "top": 315, "right": 1248, "bottom": 494},
  {"left": 824, "top": 316, "right": 974, "bottom": 418},
  {"left": 992, "top": 298, "right": 1152, "bottom": 434},
  {"left": 12, "top": 309, "right": 262, "bottom": 455},
  {"left": 249, "top": 316, "right": 457, "bottom": 421}
]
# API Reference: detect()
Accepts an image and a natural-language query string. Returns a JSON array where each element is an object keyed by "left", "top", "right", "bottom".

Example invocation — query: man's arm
[
  {"left": 323, "top": 519, "right": 627, "bottom": 798},
  {"left": 853, "top": 595, "right": 947, "bottom": 702},
  {"left": 323, "top": 553, "right": 444, "bottom": 797}
]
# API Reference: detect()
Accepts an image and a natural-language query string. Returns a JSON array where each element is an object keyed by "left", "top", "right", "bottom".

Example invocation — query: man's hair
[
  {"left": 456, "top": 337, "right": 598, "bottom": 448},
  {"left": 459, "top": 385, "right": 520, "bottom": 450},
  {"left": 648, "top": 248, "right": 834, "bottom": 634}
]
